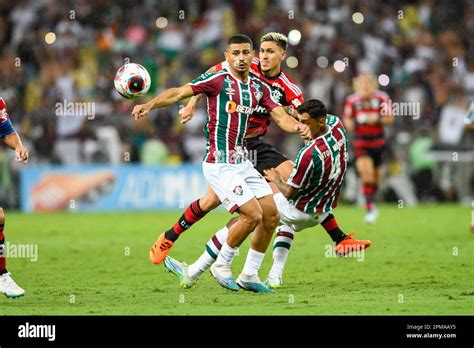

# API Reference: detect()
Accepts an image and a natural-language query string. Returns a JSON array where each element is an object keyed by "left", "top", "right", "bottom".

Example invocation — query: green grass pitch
[{"left": 1, "top": 204, "right": 473, "bottom": 315}]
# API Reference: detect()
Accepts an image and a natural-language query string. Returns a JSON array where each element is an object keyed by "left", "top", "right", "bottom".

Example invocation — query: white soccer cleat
[
  {"left": 237, "top": 272, "right": 274, "bottom": 293},
  {"left": 0, "top": 272, "right": 25, "bottom": 298},
  {"left": 264, "top": 275, "right": 283, "bottom": 289},
  {"left": 364, "top": 207, "right": 378, "bottom": 224},
  {"left": 210, "top": 262, "right": 239, "bottom": 291}
]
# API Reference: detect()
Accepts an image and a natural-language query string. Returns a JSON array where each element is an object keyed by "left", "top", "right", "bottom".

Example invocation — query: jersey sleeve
[
  {"left": 0, "top": 98, "right": 15, "bottom": 138},
  {"left": 287, "top": 143, "right": 319, "bottom": 189},
  {"left": 214, "top": 61, "right": 229, "bottom": 72},
  {"left": 258, "top": 81, "right": 281, "bottom": 113},
  {"left": 282, "top": 74, "right": 304, "bottom": 109},
  {"left": 189, "top": 72, "right": 223, "bottom": 97}
]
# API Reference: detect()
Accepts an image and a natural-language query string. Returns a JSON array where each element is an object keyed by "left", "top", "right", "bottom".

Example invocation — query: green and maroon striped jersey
[
  {"left": 189, "top": 69, "right": 280, "bottom": 164},
  {"left": 287, "top": 115, "right": 348, "bottom": 213}
]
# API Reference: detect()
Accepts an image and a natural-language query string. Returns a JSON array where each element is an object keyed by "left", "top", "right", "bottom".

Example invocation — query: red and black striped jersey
[{"left": 343, "top": 90, "right": 390, "bottom": 148}]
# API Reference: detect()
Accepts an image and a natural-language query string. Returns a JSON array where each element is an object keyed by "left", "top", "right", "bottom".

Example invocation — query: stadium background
[{"left": 0, "top": 0, "right": 473, "bottom": 316}]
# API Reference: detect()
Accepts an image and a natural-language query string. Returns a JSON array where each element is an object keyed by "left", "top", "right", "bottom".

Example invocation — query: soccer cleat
[
  {"left": 163, "top": 256, "right": 196, "bottom": 289},
  {"left": 149, "top": 233, "right": 174, "bottom": 265},
  {"left": 0, "top": 272, "right": 25, "bottom": 298},
  {"left": 364, "top": 206, "right": 378, "bottom": 224},
  {"left": 237, "top": 273, "right": 274, "bottom": 293},
  {"left": 264, "top": 275, "right": 283, "bottom": 289},
  {"left": 210, "top": 262, "right": 239, "bottom": 291},
  {"left": 335, "top": 232, "right": 371, "bottom": 257}
]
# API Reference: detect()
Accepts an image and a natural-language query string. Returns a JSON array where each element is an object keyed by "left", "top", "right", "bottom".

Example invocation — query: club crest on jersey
[
  {"left": 271, "top": 89, "right": 282, "bottom": 101},
  {"left": 225, "top": 100, "right": 254, "bottom": 114},
  {"left": 253, "top": 90, "right": 263, "bottom": 101},
  {"left": 233, "top": 185, "right": 243, "bottom": 196}
]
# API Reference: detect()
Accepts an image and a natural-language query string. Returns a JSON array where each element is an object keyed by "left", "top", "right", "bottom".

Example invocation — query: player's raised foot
[
  {"left": 264, "top": 275, "right": 283, "bottom": 289},
  {"left": 237, "top": 273, "right": 274, "bottom": 293},
  {"left": 163, "top": 256, "right": 196, "bottom": 289},
  {"left": 210, "top": 262, "right": 239, "bottom": 291},
  {"left": 335, "top": 232, "right": 371, "bottom": 257},
  {"left": 149, "top": 232, "right": 174, "bottom": 265},
  {"left": 364, "top": 206, "right": 378, "bottom": 224},
  {"left": 0, "top": 272, "right": 25, "bottom": 298}
]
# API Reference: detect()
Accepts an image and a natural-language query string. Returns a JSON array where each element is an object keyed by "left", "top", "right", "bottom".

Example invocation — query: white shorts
[
  {"left": 273, "top": 192, "right": 330, "bottom": 232},
  {"left": 203, "top": 160, "right": 273, "bottom": 213}
]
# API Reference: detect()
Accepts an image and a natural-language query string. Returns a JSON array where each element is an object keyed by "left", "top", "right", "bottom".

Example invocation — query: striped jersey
[
  {"left": 0, "top": 98, "right": 15, "bottom": 138},
  {"left": 189, "top": 69, "right": 280, "bottom": 164},
  {"left": 287, "top": 115, "right": 348, "bottom": 214},
  {"left": 344, "top": 90, "right": 390, "bottom": 149},
  {"left": 215, "top": 58, "right": 304, "bottom": 137}
]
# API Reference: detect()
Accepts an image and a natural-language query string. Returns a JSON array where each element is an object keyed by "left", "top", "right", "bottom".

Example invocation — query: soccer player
[
  {"left": 164, "top": 99, "right": 371, "bottom": 289},
  {"left": 0, "top": 97, "right": 29, "bottom": 298},
  {"left": 150, "top": 33, "right": 303, "bottom": 266},
  {"left": 343, "top": 74, "right": 393, "bottom": 223},
  {"left": 132, "top": 34, "right": 309, "bottom": 292}
]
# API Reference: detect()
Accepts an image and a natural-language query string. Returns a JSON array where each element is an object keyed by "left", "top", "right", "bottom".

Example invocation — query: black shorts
[
  {"left": 246, "top": 137, "right": 289, "bottom": 175},
  {"left": 354, "top": 146, "right": 385, "bottom": 167}
]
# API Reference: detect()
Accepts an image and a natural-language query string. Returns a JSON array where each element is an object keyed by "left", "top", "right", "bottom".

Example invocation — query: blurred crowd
[{"left": 0, "top": 0, "right": 473, "bottom": 207}]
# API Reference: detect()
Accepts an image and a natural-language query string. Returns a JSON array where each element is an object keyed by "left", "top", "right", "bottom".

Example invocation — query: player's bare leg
[
  {"left": 236, "top": 194, "right": 279, "bottom": 292},
  {"left": 0, "top": 208, "right": 25, "bottom": 298},
  {"left": 210, "top": 198, "right": 262, "bottom": 291},
  {"left": 356, "top": 156, "right": 378, "bottom": 223},
  {"left": 150, "top": 186, "right": 220, "bottom": 264}
]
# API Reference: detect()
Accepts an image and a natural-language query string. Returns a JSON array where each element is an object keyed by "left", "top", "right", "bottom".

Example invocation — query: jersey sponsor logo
[
  {"left": 225, "top": 100, "right": 254, "bottom": 114},
  {"left": 271, "top": 82, "right": 282, "bottom": 89},
  {"left": 254, "top": 105, "right": 267, "bottom": 114},
  {"left": 225, "top": 87, "right": 235, "bottom": 95},
  {"left": 292, "top": 99, "right": 302, "bottom": 107}
]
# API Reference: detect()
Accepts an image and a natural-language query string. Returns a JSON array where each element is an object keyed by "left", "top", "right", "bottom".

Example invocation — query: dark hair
[
  {"left": 296, "top": 99, "right": 327, "bottom": 119},
  {"left": 227, "top": 34, "right": 253, "bottom": 49}
]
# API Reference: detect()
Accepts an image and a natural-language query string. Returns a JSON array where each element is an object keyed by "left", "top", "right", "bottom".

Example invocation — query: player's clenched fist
[
  {"left": 132, "top": 103, "right": 152, "bottom": 120},
  {"left": 15, "top": 146, "right": 29, "bottom": 163}
]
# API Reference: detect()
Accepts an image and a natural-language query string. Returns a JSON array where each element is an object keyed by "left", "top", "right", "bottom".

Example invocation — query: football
[{"left": 114, "top": 63, "right": 151, "bottom": 99}]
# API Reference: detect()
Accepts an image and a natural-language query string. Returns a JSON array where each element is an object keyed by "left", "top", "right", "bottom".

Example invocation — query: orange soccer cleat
[
  {"left": 149, "top": 233, "right": 174, "bottom": 265},
  {"left": 335, "top": 232, "right": 371, "bottom": 256}
]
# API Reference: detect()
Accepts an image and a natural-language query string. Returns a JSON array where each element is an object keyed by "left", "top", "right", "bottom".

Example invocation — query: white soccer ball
[{"left": 114, "top": 63, "right": 151, "bottom": 99}]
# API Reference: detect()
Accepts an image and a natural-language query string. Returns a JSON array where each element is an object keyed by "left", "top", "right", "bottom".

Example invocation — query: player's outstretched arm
[
  {"left": 270, "top": 106, "right": 311, "bottom": 139},
  {"left": 3, "top": 132, "right": 29, "bottom": 163},
  {"left": 132, "top": 84, "right": 195, "bottom": 120}
]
